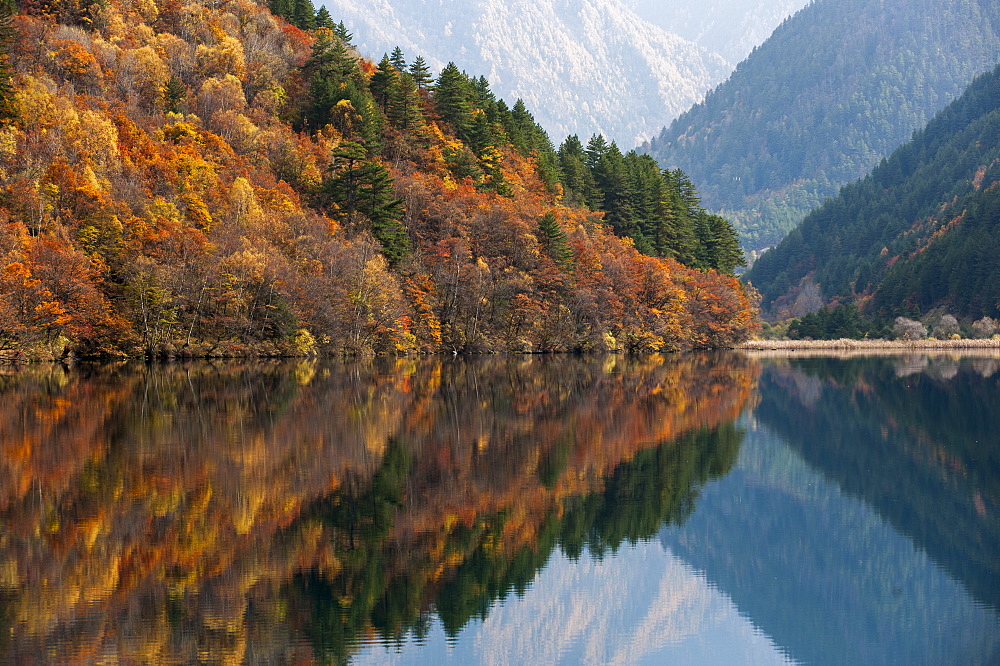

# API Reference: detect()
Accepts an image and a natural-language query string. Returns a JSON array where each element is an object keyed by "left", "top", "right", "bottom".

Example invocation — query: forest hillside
[
  {"left": 0, "top": 0, "right": 757, "bottom": 358},
  {"left": 745, "top": 64, "right": 1000, "bottom": 323},
  {"left": 643, "top": 0, "right": 1000, "bottom": 255}
]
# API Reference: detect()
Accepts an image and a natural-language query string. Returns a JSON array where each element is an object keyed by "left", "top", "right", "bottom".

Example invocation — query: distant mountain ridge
[
  {"left": 627, "top": 0, "right": 808, "bottom": 67},
  {"left": 643, "top": 0, "right": 1000, "bottom": 254},
  {"left": 318, "top": 0, "right": 803, "bottom": 146},
  {"left": 745, "top": 64, "right": 1000, "bottom": 321}
]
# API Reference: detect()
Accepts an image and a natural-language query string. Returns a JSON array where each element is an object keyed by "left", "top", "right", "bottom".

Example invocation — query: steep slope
[
  {"left": 627, "top": 0, "right": 808, "bottom": 67},
  {"left": 317, "top": 0, "right": 731, "bottom": 146},
  {"left": 744, "top": 65, "right": 1000, "bottom": 321},
  {"left": 643, "top": 0, "right": 1000, "bottom": 254}
]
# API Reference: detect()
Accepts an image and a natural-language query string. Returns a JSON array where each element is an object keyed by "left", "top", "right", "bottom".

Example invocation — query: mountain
[
  {"left": 643, "top": 0, "right": 1000, "bottom": 254},
  {"left": 626, "top": 0, "right": 808, "bottom": 67},
  {"left": 745, "top": 64, "right": 1000, "bottom": 321},
  {"left": 0, "top": 0, "right": 758, "bottom": 359},
  {"left": 316, "top": 0, "right": 755, "bottom": 147}
]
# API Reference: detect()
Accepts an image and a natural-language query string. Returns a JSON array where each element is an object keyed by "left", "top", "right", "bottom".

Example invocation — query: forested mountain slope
[
  {"left": 627, "top": 0, "right": 808, "bottom": 67},
  {"left": 744, "top": 65, "right": 1000, "bottom": 321},
  {"left": 313, "top": 0, "right": 733, "bottom": 147},
  {"left": 0, "top": 0, "right": 756, "bottom": 358},
  {"left": 643, "top": 0, "right": 1000, "bottom": 254}
]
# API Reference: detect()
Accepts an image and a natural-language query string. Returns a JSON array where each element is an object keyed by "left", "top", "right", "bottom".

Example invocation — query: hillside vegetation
[
  {"left": 745, "top": 64, "right": 1000, "bottom": 323},
  {"left": 315, "top": 0, "right": 731, "bottom": 147},
  {"left": 0, "top": 0, "right": 756, "bottom": 358},
  {"left": 643, "top": 0, "right": 1000, "bottom": 254}
]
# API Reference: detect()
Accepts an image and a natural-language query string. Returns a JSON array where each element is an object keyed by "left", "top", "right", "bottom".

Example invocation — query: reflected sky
[{"left": 353, "top": 541, "right": 792, "bottom": 666}]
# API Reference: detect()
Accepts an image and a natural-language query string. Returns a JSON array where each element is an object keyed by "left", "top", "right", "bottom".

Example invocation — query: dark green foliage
[
  {"left": 407, "top": 55, "right": 432, "bottom": 90},
  {"left": 314, "top": 6, "right": 335, "bottom": 30},
  {"left": 333, "top": 21, "right": 353, "bottom": 45},
  {"left": 537, "top": 211, "right": 575, "bottom": 270},
  {"left": 161, "top": 76, "right": 185, "bottom": 114},
  {"left": 787, "top": 303, "right": 884, "bottom": 340},
  {"left": 301, "top": 29, "right": 384, "bottom": 145},
  {"left": 643, "top": 0, "right": 1000, "bottom": 252},
  {"left": 746, "top": 64, "right": 1000, "bottom": 320},
  {"left": 0, "top": 0, "right": 14, "bottom": 119},
  {"left": 389, "top": 46, "right": 406, "bottom": 72},
  {"left": 321, "top": 142, "right": 410, "bottom": 266},
  {"left": 557, "top": 136, "right": 744, "bottom": 273},
  {"left": 434, "top": 62, "right": 475, "bottom": 142},
  {"left": 268, "top": 0, "right": 317, "bottom": 31}
]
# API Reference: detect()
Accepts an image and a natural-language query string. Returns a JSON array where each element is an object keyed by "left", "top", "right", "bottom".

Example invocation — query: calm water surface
[{"left": 0, "top": 353, "right": 997, "bottom": 664}]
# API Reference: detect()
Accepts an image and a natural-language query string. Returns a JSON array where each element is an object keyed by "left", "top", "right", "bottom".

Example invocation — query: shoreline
[
  {"left": 736, "top": 338, "right": 1000, "bottom": 359},
  {"left": 737, "top": 338, "right": 1000, "bottom": 350}
]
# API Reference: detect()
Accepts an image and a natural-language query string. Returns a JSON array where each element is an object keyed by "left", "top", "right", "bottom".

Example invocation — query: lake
[{"left": 0, "top": 353, "right": 997, "bottom": 664}]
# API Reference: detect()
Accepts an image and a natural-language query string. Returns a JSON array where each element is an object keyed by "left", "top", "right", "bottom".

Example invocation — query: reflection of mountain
[
  {"left": 755, "top": 358, "right": 1000, "bottom": 612},
  {"left": 660, "top": 422, "right": 1000, "bottom": 666},
  {"left": 0, "top": 354, "right": 754, "bottom": 663}
]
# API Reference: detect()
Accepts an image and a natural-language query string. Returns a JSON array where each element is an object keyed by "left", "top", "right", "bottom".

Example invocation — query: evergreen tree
[
  {"left": 585, "top": 134, "right": 609, "bottom": 171},
  {"left": 162, "top": 76, "right": 186, "bottom": 114},
  {"left": 0, "top": 0, "right": 11, "bottom": 121},
  {"left": 558, "top": 135, "right": 599, "bottom": 209},
  {"left": 314, "top": 6, "right": 336, "bottom": 30},
  {"left": 333, "top": 21, "right": 353, "bottom": 46},
  {"left": 408, "top": 56, "right": 432, "bottom": 91},
  {"left": 593, "top": 143, "right": 636, "bottom": 238},
  {"left": 387, "top": 68, "right": 426, "bottom": 135},
  {"left": 370, "top": 55, "right": 398, "bottom": 110},
  {"left": 537, "top": 211, "right": 575, "bottom": 270},
  {"left": 322, "top": 142, "right": 410, "bottom": 266},
  {"left": 389, "top": 46, "right": 407, "bottom": 72},
  {"left": 434, "top": 62, "right": 474, "bottom": 142}
]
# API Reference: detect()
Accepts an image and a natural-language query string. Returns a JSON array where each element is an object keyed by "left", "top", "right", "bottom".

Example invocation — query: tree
[
  {"left": 322, "top": 142, "right": 410, "bottom": 266},
  {"left": 434, "top": 62, "right": 473, "bottom": 142},
  {"left": 389, "top": 46, "right": 407, "bottom": 72},
  {"left": 893, "top": 316, "right": 927, "bottom": 340},
  {"left": 0, "top": 0, "right": 15, "bottom": 120},
  {"left": 315, "top": 6, "right": 335, "bottom": 30},
  {"left": 537, "top": 211, "right": 574, "bottom": 271},
  {"left": 970, "top": 316, "right": 997, "bottom": 339},
  {"left": 408, "top": 55, "right": 432, "bottom": 91}
]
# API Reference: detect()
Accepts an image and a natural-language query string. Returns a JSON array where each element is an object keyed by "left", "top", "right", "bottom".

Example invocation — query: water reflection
[
  {"left": 0, "top": 354, "right": 754, "bottom": 663},
  {"left": 661, "top": 353, "right": 1000, "bottom": 665}
]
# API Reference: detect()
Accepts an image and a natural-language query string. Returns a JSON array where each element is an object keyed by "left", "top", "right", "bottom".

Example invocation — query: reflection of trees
[
  {"left": 0, "top": 354, "right": 755, "bottom": 662},
  {"left": 756, "top": 357, "right": 1000, "bottom": 612}
]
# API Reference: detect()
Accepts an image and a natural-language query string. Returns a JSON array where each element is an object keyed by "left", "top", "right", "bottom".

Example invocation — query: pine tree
[
  {"left": 537, "top": 211, "right": 575, "bottom": 270},
  {"left": 162, "top": 76, "right": 186, "bottom": 114},
  {"left": 585, "top": 134, "right": 609, "bottom": 171},
  {"left": 0, "top": 0, "right": 11, "bottom": 121},
  {"left": 408, "top": 55, "right": 432, "bottom": 91},
  {"left": 370, "top": 55, "right": 398, "bottom": 110},
  {"left": 434, "top": 62, "right": 474, "bottom": 142},
  {"left": 314, "top": 6, "right": 335, "bottom": 30},
  {"left": 333, "top": 21, "right": 353, "bottom": 46},
  {"left": 389, "top": 46, "right": 407, "bottom": 73},
  {"left": 322, "top": 142, "right": 410, "bottom": 265},
  {"left": 558, "top": 135, "right": 599, "bottom": 209}
]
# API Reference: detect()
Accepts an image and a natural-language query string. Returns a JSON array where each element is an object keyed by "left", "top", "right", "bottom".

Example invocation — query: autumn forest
[{"left": 0, "top": 0, "right": 757, "bottom": 359}]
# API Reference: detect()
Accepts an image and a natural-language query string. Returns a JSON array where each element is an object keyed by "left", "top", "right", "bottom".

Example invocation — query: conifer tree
[
  {"left": 389, "top": 47, "right": 407, "bottom": 72},
  {"left": 333, "top": 21, "right": 353, "bottom": 46},
  {"left": 408, "top": 56, "right": 432, "bottom": 91},
  {"left": 322, "top": 142, "right": 409, "bottom": 265},
  {"left": 434, "top": 62, "right": 474, "bottom": 142},
  {"left": 0, "top": 0, "right": 11, "bottom": 121},
  {"left": 315, "top": 6, "right": 335, "bottom": 30},
  {"left": 370, "top": 55, "right": 398, "bottom": 110},
  {"left": 585, "top": 134, "right": 609, "bottom": 171},
  {"left": 537, "top": 211, "right": 575, "bottom": 270}
]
